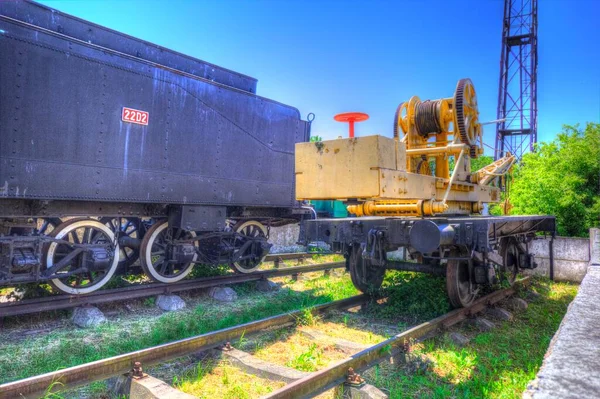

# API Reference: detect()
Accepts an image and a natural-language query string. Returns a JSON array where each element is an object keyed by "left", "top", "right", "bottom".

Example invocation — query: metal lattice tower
[{"left": 494, "top": 0, "right": 538, "bottom": 161}]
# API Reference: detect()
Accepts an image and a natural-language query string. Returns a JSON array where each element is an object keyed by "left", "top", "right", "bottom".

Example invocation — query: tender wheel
[
  {"left": 101, "top": 217, "right": 145, "bottom": 273},
  {"left": 45, "top": 218, "right": 119, "bottom": 295},
  {"left": 230, "top": 220, "right": 268, "bottom": 274},
  {"left": 499, "top": 238, "right": 520, "bottom": 286},
  {"left": 140, "top": 220, "right": 197, "bottom": 283},
  {"left": 348, "top": 244, "right": 385, "bottom": 293},
  {"left": 446, "top": 252, "right": 476, "bottom": 308},
  {"left": 36, "top": 217, "right": 62, "bottom": 235}
]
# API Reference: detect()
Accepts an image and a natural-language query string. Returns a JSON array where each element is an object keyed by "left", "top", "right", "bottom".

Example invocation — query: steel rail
[
  {"left": 0, "top": 260, "right": 344, "bottom": 318},
  {"left": 264, "top": 252, "right": 316, "bottom": 262},
  {"left": 0, "top": 294, "right": 369, "bottom": 399},
  {"left": 264, "top": 277, "right": 530, "bottom": 399}
]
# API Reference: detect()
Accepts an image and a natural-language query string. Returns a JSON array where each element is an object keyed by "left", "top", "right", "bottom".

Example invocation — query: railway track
[
  {"left": 0, "top": 253, "right": 342, "bottom": 318},
  {"left": 0, "top": 278, "right": 529, "bottom": 398}
]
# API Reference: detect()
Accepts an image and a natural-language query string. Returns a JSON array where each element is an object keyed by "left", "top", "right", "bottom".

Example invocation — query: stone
[
  {"left": 485, "top": 307, "right": 514, "bottom": 322},
  {"left": 255, "top": 279, "right": 280, "bottom": 292},
  {"left": 72, "top": 306, "right": 106, "bottom": 328},
  {"left": 208, "top": 286, "right": 238, "bottom": 302},
  {"left": 467, "top": 317, "right": 496, "bottom": 332},
  {"left": 403, "top": 352, "right": 432, "bottom": 373},
  {"left": 448, "top": 332, "right": 470, "bottom": 347},
  {"left": 525, "top": 289, "right": 541, "bottom": 301},
  {"left": 505, "top": 297, "right": 528, "bottom": 311},
  {"left": 156, "top": 295, "right": 186, "bottom": 311}
]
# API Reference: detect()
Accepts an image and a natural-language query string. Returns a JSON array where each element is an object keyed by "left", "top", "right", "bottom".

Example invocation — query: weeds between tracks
[
  {"left": 1, "top": 271, "right": 577, "bottom": 399},
  {"left": 0, "top": 269, "right": 357, "bottom": 385}
]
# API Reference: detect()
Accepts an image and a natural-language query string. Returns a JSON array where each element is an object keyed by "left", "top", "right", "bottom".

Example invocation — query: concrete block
[
  {"left": 270, "top": 244, "right": 306, "bottom": 254},
  {"left": 527, "top": 236, "right": 592, "bottom": 283},
  {"left": 156, "top": 295, "right": 186, "bottom": 312},
  {"left": 591, "top": 228, "right": 600, "bottom": 266},
  {"left": 300, "top": 328, "right": 368, "bottom": 354},
  {"left": 216, "top": 347, "right": 308, "bottom": 383},
  {"left": 526, "top": 267, "right": 600, "bottom": 398},
  {"left": 448, "top": 332, "right": 470, "bottom": 347},
  {"left": 208, "top": 286, "right": 238, "bottom": 302},
  {"left": 72, "top": 306, "right": 106, "bottom": 328},
  {"left": 255, "top": 279, "right": 280, "bottom": 292},
  {"left": 268, "top": 224, "right": 300, "bottom": 249},
  {"left": 485, "top": 307, "right": 513, "bottom": 322},
  {"left": 130, "top": 375, "right": 197, "bottom": 399}
]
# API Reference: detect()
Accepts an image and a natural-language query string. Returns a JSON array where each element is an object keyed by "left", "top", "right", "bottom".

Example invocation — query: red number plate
[{"left": 122, "top": 107, "right": 149, "bottom": 125}]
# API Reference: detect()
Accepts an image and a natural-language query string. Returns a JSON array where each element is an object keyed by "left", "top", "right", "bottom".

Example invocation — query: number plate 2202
[{"left": 122, "top": 107, "right": 149, "bottom": 125}]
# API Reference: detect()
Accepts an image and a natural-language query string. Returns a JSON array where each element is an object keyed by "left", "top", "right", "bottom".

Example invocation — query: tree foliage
[
  {"left": 471, "top": 155, "right": 494, "bottom": 172},
  {"left": 509, "top": 123, "right": 600, "bottom": 237}
]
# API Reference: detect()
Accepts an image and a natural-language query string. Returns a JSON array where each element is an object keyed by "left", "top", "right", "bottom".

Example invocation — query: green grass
[
  {"left": 368, "top": 278, "right": 577, "bottom": 398},
  {"left": 0, "top": 273, "right": 358, "bottom": 386},
  {"left": 286, "top": 342, "right": 323, "bottom": 372},
  {"left": 1, "top": 268, "right": 577, "bottom": 399},
  {"left": 377, "top": 271, "right": 451, "bottom": 322}
]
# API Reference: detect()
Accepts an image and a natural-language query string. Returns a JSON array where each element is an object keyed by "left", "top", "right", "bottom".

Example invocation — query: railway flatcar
[
  {"left": 0, "top": 1, "right": 311, "bottom": 294},
  {"left": 296, "top": 79, "right": 556, "bottom": 307}
]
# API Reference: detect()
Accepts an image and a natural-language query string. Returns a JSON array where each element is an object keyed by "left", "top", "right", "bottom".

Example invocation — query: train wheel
[
  {"left": 45, "top": 218, "right": 119, "bottom": 295},
  {"left": 230, "top": 220, "right": 268, "bottom": 274},
  {"left": 499, "top": 238, "right": 519, "bottom": 286},
  {"left": 140, "top": 220, "right": 197, "bottom": 283},
  {"left": 36, "top": 218, "right": 62, "bottom": 235},
  {"left": 446, "top": 252, "right": 476, "bottom": 308},
  {"left": 348, "top": 244, "right": 385, "bottom": 293},
  {"left": 101, "top": 217, "right": 144, "bottom": 272}
]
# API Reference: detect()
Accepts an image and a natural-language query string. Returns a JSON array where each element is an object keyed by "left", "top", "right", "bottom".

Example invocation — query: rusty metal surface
[
  {"left": 0, "top": 260, "right": 344, "bottom": 318},
  {"left": 264, "top": 277, "right": 530, "bottom": 399},
  {"left": 0, "top": 294, "right": 369, "bottom": 399}
]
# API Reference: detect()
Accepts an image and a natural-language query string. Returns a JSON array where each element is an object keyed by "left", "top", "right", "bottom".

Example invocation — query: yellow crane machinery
[
  {"left": 295, "top": 79, "right": 555, "bottom": 309},
  {"left": 295, "top": 79, "right": 515, "bottom": 217}
]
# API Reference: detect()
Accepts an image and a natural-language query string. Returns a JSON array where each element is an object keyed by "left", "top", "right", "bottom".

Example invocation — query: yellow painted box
[{"left": 295, "top": 135, "right": 406, "bottom": 200}]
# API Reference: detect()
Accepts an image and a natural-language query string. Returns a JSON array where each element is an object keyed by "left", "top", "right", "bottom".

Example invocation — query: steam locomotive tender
[{"left": 0, "top": 1, "right": 311, "bottom": 294}]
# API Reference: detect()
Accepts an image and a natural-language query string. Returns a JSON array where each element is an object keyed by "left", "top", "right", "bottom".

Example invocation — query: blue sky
[{"left": 40, "top": 0, "right": 599, "bottom": 154}]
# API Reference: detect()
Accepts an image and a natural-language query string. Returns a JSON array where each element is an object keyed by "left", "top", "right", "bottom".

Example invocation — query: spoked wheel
[
  {"left": 140, "top": 220, "right": 198, "bottom": 283},
  {"left": 100, "top": 217, "right": 145, "bottom": 273},
  {"left": 348, "top": 244, "right": 385, "bottom": 294},
  {"left": 446, "top": 251, "right": 477, "bottom": 308},
  {"left": 36, "top": 218, "right": 62, "bottom": 235},
  {"left": 45, "top": 218, "right": 119, "bottom": 295},
  {"left": 499, "top": 238, "right": 520, "bottom": 286},
  {"left": 230, "top": 220, "right": 268, "bottom": 274}
]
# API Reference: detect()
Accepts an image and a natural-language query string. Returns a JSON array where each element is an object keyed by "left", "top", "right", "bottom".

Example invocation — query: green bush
[{"left": 509, "top": 123, "right": 600, "bottom": 237}]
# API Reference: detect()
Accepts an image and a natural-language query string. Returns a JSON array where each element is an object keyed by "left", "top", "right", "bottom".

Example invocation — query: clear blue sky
[{"left": 40, "top": 0, "right": 599, "bottom": 154}]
